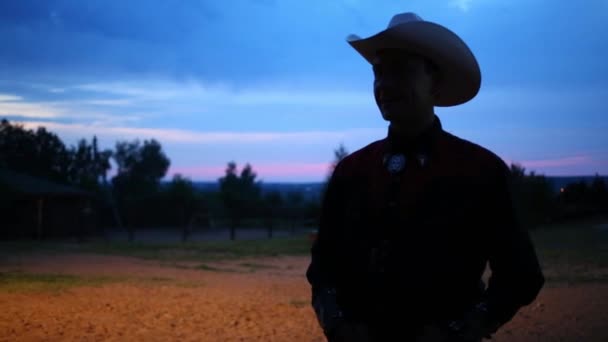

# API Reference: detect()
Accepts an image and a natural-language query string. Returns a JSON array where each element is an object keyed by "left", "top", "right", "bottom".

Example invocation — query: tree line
[
  {"left": 0, "top": 119, "right": 321, "bottom": 241},
  {"left": 510, "top": 164, "right": 607, "bottom": 227},
  {"left": 1, "top": 119, "right": 606, "bottom": 241}
]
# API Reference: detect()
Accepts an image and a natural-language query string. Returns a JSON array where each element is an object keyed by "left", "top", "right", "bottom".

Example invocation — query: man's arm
[
  {"left": 306, "top": 161, "right": 345, "bottom": 290},
  {"left": 437, "top": 163, "right": 545, "bottom": 341},
  {"left": 482, "top": 162, "right": 545, "bottom": 328},
  {"left": 306, "top": 162, "right": 347, "bottom": 336}
]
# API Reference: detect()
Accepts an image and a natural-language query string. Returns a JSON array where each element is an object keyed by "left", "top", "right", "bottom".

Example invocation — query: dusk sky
[{"left": 1, "top": 0, "right": 606, "bottom": 182}]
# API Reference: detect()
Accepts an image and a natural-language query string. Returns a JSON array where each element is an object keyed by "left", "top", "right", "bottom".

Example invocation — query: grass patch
[
  {"left": 165, "top": 261, "right": 279, "bottom": 273},
  {"left": 3, "top": 220, "right": 606, "bottom": 286},
  {"left": 0, "top": 272, "right": 204, "bottom": 292},
  {"left": 0, "top": 236, "right": 311, "bottom": 264},
  {"left": 194, "top": 263, "right": 235, "bottom": 272},
  {"left": 0, "top": 272, "right": 123, "bottom": 293},
  {"left": 0, "top": 240, "right": 77, "bottom": 261},
  {"left": 238, "top": 262, "right": 279, "bottom": 270},
  {"left": 544, "top": 273, "right": 608, "bottom": 285},
  {"left": 530, "top": 221, "right": 608, "bottom": 284}
]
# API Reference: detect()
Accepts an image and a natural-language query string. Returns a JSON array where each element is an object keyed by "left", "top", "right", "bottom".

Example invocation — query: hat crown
[{"left": 387, "top": 12, "right": 423, "bottom": 29}]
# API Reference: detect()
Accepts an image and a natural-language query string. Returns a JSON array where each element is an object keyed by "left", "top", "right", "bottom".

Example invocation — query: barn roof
[{"left": 0, "top": 168, "right": 90, "bottom": 198}]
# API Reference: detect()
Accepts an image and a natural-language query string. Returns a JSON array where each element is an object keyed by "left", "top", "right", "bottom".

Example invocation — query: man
[{"left": 306, "top": 12, "right": 545, "bottom": 342}]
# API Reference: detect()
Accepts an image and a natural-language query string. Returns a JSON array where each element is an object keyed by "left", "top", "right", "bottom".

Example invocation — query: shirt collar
[{"left": 386, "top": 114, "right": 443, "bottom": 156}]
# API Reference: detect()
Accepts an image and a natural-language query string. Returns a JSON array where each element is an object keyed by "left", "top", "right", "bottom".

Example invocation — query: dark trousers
[
  {"left": 327, "top": 325, "right": 483, "bottom": 342},
  {"left": 328, "top": 336, "right": 482, "bottom": 342}
]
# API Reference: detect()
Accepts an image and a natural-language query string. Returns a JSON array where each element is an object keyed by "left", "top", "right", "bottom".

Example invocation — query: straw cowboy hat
[{"left": 347, "top": 12, "right": 481, "bottom": 107}]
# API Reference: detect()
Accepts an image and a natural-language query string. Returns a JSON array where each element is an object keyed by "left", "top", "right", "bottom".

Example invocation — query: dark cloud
[
  {"left": 0, "top": 0, "right": 217, "bottom": 42},
  {"left": 0, "top": 0, "right": 605, "bottom": 90},
  {"left": 0, "top": 0, "right": 363, "bottom": 87},
  {"left": 457, "top": 1, "right": 608, "bottom": 88},
  {"left": 0, "top": 0, "right": 231, "bottom": 84}
]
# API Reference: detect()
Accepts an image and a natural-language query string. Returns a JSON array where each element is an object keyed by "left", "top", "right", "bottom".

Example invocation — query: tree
[
  {"left": 263, "top": 191, "right": 283, "bottom": 238},
  {"left": 67, "top": 136, "right": 112, "bottom": 190},
  {"left": 562, "top": 181, "right": 588, "bottom": 204},
  {"left": 218, "top": 162, "right": 262, "bottom": 240},
  {"left": 218, "top": 161, "right": 240, "bottom": 240},
  {"left": 93, "top": 136, "right": 113, "bottom": 185},
  {"left": 332, "top": 143, "right": 349, "bottom": 171},
  {"left": 321, "top": 143, "right": 350, "bottom": 200},
  {"left": 286, "top": 190, "right": 305, "bottom": 233},
  {"left": 558, "top": 174, "right": 608, "bottom": 218},
  {"left": 0, "top": 119, "right": 70, "bottom": 183},
  {"left": 0, "top": 120, "right": 112, "bottom": 189},
  {"left": 589, "top": 174, "right": 608, "bottom": 213},
  {"left": 509, "top": 163, "right": 555, "bottom": 227},
  {"left": 164, "top": 174, "right": 201, "bottom": 242},
  {"left": 112, "top": 139, "right": 170, "bottom": 194},
  {"left": 111, "top": 139, "right": 170, "bottom": 240}
]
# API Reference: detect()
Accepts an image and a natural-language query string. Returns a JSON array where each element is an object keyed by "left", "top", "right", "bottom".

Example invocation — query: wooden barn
[{"left": 0, "top": 169, "right": 92, "bottom": 240}]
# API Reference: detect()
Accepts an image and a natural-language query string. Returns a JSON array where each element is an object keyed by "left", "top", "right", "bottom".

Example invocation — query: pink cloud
[
  {"left": 168, "top": 165, "right": 226, "bottom": 179},
  {"left": 168, "top": 162, "right": 333, "bottom": 182},
  {"left": 521, "top": 155, "right": 592, "bottom": 168},
  {"left": 505, "top": 155, "right": 608, "bottom": 176},
  {"left": 173, "top": 155, "right": 608, "bottom": 182}
]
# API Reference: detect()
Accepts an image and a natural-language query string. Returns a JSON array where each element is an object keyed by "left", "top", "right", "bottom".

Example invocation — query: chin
[
  {"left": 382, "top": 109, "right": 413, "bottom": 123},
  {"left": 380, "top": 112, "right": 392, "bottom": 122},
  {"left": 381, "top": 107, "right": 404, "bottom": 121}
]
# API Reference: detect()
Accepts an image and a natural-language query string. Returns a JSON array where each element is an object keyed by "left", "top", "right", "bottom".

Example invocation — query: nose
[
  {"left": 375, "top": 83, "right": 385, "bottom": 102},
  {"left": 375, "top": 78, "right": 398, "bottom": 102},
  {"left": 374, "top": 78, "right": 391, "bottom": 100}
]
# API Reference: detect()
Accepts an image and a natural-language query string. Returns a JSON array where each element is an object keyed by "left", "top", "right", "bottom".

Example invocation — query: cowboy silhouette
[{"left": 307, "top": 12, "right": 544, "bottom": 342}]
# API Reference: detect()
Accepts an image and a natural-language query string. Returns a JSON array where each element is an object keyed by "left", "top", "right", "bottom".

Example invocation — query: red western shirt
[{"left": 306, "top": 116, "right": 544, "bottom": 333}]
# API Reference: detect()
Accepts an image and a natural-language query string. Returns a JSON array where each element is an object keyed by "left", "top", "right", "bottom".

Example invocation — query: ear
[
  {"left": 430, "top": 80, "right": 441, "bottom": 100},
  {"left": 424, "top": 59, "right": 441, "bottom": 99}
]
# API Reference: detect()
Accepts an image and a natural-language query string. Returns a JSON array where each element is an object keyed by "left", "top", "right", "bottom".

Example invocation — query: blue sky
[{"left": 1, "top": 0, "right": 607, "bottom": 182}]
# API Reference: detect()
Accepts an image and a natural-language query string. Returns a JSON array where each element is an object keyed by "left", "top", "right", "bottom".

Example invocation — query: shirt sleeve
[
  {"left": 482, "top": 162, "right": 545, "bottom": 327},
  {"left": 306, "top": 161, "right": 346, "bottom": 295}
]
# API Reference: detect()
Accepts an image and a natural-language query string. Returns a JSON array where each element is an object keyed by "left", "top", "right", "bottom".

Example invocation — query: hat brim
[{"left": 347, "top": 21, "right": 481, "bottom": 107}]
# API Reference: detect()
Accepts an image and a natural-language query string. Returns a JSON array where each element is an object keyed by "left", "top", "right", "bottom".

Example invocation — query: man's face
[{"left": 373, "top": 49, "right": 436, "bottom": 125}]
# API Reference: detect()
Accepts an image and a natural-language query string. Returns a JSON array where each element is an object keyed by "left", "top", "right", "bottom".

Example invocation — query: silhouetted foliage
[
  {"left": 286, "top": 190, "right": 304, "bottom": 220},
  {"left": 162, "top": 174, "right": 204, "bottom": 241},
  {"left": 556, "top": 174, "right": 608, "bottom": 219},
  {"left": 0, "top": 119, "right": 70, "bottom": 183},
  {"left": 218, "top": 162, "right": 262, "bottom": 239},
  {"left": 67, "top": 136, "right": 112, "bottom": 191},
  {"left": 589, "top": 174, "right": 608, "bottom": 209},
  {"left": 3, "top": 118, "right": 605, "bottom": 241},
  {"left": 163, "top": 174, "right": 197, "bottom": 220},
  {"left": 0, "top": 120, "right": 113, "bottom": 191},
  {"left": 111, "top": 139, "right": 170, "bottom": 239},
  {"left": 264, "top": 191, "right": 284, "bottom": 211},
  {"left": 321, "top": 143, "right": 350, "bottom": 199},
  {"left": 332, "top": 143, "right": 349, "bottom": 169},
  {"left": 509, "top": 163, "right": 556, "bottom": 228},
  {"left": 263, "top": 190, "right": 284, "bottom": 238},
  {"left": 112, "top": 139, "right": 170, "bottom": 193}
]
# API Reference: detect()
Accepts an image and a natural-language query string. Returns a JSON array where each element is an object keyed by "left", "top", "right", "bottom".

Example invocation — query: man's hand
[
  {"left": 328, "top": 321, "right": 370, "bottom": 342},
  {"left": 444, "top": 302, "right": 500, "bottom": 341},
  {"left": 416, "top": 324, "right": 451, "bottom": 342}
]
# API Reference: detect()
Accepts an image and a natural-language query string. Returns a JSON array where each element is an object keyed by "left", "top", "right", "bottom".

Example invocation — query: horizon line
[{"left": 171, "top": 174, "right": 608, "bottom": 184}]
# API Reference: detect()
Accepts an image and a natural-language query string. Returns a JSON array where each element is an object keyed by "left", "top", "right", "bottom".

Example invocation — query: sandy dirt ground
[{"left": 1, "top": 254, "right": 607, "bottom": 342}]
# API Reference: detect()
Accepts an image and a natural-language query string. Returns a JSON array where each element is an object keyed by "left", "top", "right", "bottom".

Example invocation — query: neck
[{"left": 389, "top": 111, "right": 435, "bottom": 141}]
